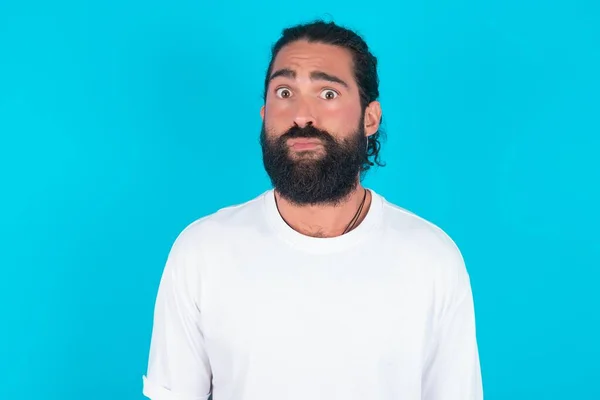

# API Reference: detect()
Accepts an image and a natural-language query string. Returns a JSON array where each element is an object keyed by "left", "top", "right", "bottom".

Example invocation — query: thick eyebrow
[{"left": 268, "top": 68, "right": 349, "bottom": 89}]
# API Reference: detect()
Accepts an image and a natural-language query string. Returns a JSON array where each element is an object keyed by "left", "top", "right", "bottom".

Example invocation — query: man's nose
[{"left": 293, "top": 98, "right": 316, "bottom": 128}]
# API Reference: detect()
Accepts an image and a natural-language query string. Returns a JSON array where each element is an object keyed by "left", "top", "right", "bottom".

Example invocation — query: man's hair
[{"left": 263, "top": 19, "right": 386, "bottom": 172}]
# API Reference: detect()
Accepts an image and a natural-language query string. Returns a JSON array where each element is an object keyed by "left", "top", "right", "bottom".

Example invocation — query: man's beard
[{"left": 260, "top": 119, "right": 368, "bottom": 206}]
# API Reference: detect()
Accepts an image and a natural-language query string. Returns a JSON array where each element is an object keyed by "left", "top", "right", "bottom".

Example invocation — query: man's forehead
[{"left": 271, "top": 41, "right": 354, "bottom": 77}]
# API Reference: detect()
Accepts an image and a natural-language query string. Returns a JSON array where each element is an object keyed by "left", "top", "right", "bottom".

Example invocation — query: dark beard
[{"left": 260, "top": 120, "right": 367, "bottom": 206}]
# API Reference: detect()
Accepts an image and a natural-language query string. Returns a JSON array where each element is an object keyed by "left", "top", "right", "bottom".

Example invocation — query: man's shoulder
[
  {"left": 378, "top": 194, "right": 470, "bottom": 288},
  {"left": 168, "top": 190, "right": 270, "bottom": 247},
  {"left": 378, "top": 194, "right": 464, "bottom": 265}
]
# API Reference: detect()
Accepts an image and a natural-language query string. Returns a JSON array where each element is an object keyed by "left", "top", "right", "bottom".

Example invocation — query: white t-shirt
[{"left": 142, "top": 188, "right": 483, "bottom": 400}]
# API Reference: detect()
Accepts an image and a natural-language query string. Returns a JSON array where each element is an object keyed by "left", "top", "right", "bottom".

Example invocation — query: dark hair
[{"left": 263, "top": 19, "right": 386, "bottom": 172}]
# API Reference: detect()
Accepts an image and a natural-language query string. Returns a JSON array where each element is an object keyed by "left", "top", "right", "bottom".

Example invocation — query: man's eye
[
  {"left": 276, "top": 88, "right": 292, "bottom": 98},
  {"left": 320, "top": 89, "right": 338, "bottom": 100}
]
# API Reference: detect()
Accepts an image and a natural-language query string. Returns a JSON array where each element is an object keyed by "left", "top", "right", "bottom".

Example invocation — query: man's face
[{"left": 260, "top": 40, "right": 369, "bottom": 205}]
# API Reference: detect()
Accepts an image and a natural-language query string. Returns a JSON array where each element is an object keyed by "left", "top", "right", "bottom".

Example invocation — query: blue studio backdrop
[{"left": 1, "top": 0, "right": 598, "bottom": 399}]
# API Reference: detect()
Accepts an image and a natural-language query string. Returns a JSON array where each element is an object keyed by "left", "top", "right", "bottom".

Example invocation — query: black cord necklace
[
  {"left": 342, "top": 188, "right": 368, "bottom": 234},
  {"left": 274, "top": 188, "right": 368, "bottom": 235}
]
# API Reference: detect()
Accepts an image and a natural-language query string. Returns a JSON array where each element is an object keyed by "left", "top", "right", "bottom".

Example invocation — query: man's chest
[{"left": 200, "top": 254, "right": 433, "bottom": 372}]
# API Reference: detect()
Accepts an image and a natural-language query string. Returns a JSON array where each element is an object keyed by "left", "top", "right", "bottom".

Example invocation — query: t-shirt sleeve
[
  {"left": 421, "top": 239, "right": 484, "bottom": 400},
  {"left": 142, "top": 226, "right": 212, "bottom": 400}
]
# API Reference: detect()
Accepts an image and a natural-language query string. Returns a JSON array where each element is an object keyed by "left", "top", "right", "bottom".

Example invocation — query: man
[{"left": 142, "top": 20, "right": 483, "bottom": 400}]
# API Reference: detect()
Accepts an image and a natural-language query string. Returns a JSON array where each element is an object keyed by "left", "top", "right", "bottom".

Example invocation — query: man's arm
[
  {"left": 422, "top": 280, "right": 483, "bottom": 399},
  {"left": 421, "top": 235, "right": 483, "bottom": 400},
  {"left": 142, "top": 227, "right": 212, "bottom": 400}
]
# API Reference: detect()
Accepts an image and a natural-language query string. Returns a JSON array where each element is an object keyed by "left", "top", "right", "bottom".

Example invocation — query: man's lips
[{"left": 287, "top": 138, "right": 323, "bottom": 150}]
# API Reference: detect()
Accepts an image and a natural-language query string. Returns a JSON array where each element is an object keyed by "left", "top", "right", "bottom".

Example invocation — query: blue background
[{"left": 1, "top": 0, "right": 598, "bottom": 398}]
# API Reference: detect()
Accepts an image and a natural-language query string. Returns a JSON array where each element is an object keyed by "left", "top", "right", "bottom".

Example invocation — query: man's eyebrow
[{"left": 269, "top": 68, "right": 349, "bottom": 88}]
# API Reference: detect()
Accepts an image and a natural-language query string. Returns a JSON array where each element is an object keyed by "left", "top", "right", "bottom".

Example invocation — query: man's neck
[{"left": 274, "top": 185, "right": 371, "bottom": 238}]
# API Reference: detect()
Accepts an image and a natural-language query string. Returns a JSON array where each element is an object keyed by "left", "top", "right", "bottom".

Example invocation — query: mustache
[{"left": 279, "top": 124, "right": 335, "bottom": 142}]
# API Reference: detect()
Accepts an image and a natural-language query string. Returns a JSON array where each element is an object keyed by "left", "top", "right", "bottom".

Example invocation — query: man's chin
[{"left": 287, "top": 149, "right": 326, "bottom": 162}]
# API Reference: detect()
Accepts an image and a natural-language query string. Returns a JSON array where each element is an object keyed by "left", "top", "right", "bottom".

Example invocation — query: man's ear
[
  {"left": 363, "top": 101, "right": 382, "bottom": 137},
  {"left": 260, "top": 105, "right": 265, "bottom": 120}
]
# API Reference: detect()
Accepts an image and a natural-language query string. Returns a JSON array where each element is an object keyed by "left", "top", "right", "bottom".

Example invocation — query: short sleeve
[
  {"left": 142, "top": 226, "right": 212, "bottom": 400},
  {"left": 421, "top": 242, "right": 483, "bottom": 400}
]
